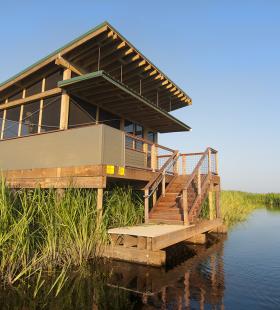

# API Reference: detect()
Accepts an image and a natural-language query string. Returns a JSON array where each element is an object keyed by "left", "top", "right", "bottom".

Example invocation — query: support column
[
  {"left": 59, "top": 68, "right": 71, "bottom": 130},
  {"left": 151, "top": 144, "right": 157, "bottom": 172},
  {"left": 183, "top": 189, "right": 189, "bottom": 225},
  {"left": 144, "top": 189, "right": 149, "bottom": 223},
  {"left": 215, "top": 184, "right": 221, "bottom": 218},
  {"left": 97, "top": 188, "right": 103, "bottom": 224},
  {"left": 209, "top": 190, "right": 215, "bottom": 220}
]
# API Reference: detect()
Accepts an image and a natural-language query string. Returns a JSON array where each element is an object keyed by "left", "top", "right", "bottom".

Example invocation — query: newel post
[
  {"left": 208, "top": 148, "right": 212, "bottom": 175},
  {"left": 162, "top": 172, "right": 166, "bottom": 197},
  {"left": 144, "top": 189, "right": 149, "bottom": 223},
  {"left": 215, "top": 152, "right": 219, "bottom": 175},
  {"left": 182, "top": 189, "right": 189, "bottom": 225},
  {"left": 151, "top": 144, "right": 157, "bottom": 172}
]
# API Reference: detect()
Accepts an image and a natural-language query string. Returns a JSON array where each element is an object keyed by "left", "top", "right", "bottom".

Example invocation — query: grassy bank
[
  {"left": 221, "top": 191, "right": 280, "bottom": 226},
  {"left": 0, "top": 182, "right": 143, "bottom": 288}
]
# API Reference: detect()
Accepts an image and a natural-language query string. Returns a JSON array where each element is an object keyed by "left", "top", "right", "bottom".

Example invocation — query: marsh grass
[
  {"left": 0, "top": 181, "right": 144, "bottom": 291},
  {"left": 221, "top": 191, "right": 280, "bottom": 226}
]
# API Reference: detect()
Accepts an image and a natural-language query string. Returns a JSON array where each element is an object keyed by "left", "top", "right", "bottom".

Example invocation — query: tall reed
[{"left": 0, "top": 181, "right": 144, "bottom": 288}]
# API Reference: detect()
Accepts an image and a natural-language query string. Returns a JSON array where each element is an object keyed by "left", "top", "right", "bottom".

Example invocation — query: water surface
[{"left": 2, "top": 208, "right": 280, "bottom": 309}]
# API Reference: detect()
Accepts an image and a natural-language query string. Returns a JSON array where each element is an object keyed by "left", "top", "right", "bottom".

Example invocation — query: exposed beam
[
  {"left": 0, "top": 88, "right": 62, "bottom": 110},
  {"left": 55, "top": 55, "right": 87, "bottom": 76}
]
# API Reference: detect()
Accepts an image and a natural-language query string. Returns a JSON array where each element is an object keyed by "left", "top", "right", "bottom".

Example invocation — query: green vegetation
[
  {"left": 221, "top": 191, "right": 280, "bottom": 226},
  {"left": 0, "top": 181, "right": 143, "bottom": 290}
]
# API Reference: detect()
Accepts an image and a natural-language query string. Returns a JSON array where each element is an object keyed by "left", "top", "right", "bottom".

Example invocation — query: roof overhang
[
  {"left": 58, "top": 71, "right": 191, "bottom": 133},
  {"left": 0, "top": 22, "right": 192, "bottom": 111}
]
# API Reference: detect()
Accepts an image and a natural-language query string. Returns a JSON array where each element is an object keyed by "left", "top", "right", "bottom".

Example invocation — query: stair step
[
  {"left": 151, "top": 208, "right": 182, "bottom": 214},
  {"left": 149, "top": 214, "right": 183, "bottom": 220},
  {"left": 156, "top": 202, "right": 177, "bottom": 208}
]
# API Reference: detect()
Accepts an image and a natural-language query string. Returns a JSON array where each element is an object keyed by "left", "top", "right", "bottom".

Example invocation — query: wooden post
[
  {"left": 162, "top": 172, "right": 166, "bottom": 197},
  {"left": 38, "top": 78, "right": 45, "bottom": 133},
  {"left": 59, "top": 68, "right": 71, "bottom": 130},
  {"left": 182, "top": 189, "right": 189, "bottom": 225},
  {"left": 97, "top": 188, "right": 103, "bottom": 223},
  {"left": 144, "top": 189, "right": 149, "bottom": 223},
  {"left": 182, "top": 155, "right": 186, "bottom": 175},
  {"left": 152, "top": 191, "right": 157, "bottom": 207},
  {"left": 208, "top": 148, "right": 212, "bottom": 175},
  {"left": 1, "top": 110, "right": 6, "bottom": 140},
  {"left": 151, "top": 144, "right": 157, "bottom": 172},
  {"left": 209, "top": 190, "right": 215, "bottom": 220},
  {"left": 215, "top": 152, "right": 219, "bottom": 175},
  {"left": 197, "top": 167, "right": 201, "bottom": 196},
  {"left": 215, "top": 184, "right": 221, "bottom": 218}
]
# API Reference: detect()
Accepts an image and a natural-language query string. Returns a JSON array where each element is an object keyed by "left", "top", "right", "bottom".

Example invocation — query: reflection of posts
[
  {"left": 184, "top": 272, "right": 190, "bottom": 308},
  {"left": 200, "top": 288, "right": 205, "bottom": 310}
]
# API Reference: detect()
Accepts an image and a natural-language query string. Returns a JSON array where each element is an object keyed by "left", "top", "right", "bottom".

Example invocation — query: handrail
[
  {"left": 188, "top": 173, "right": 210, "bottom": 216},
  {"left": 144, "top": 150, "right": 179, "bottom": 195},
  {"left": 182, "top": 147, "right": 210, "bottom": 191},
  {"left": 125, "top": 133, "right": 175, "bottom": 153}
]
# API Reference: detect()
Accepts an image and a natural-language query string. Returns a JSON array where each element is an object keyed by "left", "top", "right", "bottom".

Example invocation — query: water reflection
[
  {"left": 1, "top": 236, "right": 226, "bottom": 309},
  {"left": 108, "top": 235, "right": 226, "bottom": 309}
]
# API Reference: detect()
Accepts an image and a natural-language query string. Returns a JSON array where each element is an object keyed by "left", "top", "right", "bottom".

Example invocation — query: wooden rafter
[{"left": 55, "top": 55, "right": 86, "bottom": 76}]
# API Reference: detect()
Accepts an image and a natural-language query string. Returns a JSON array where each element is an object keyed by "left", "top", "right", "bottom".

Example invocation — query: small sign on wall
[
  {"left": 106, "top": 165, "right": 115, "bottom": 175},
  {"left": 118, "top": 166, "right": 125, "bottom": 176}
]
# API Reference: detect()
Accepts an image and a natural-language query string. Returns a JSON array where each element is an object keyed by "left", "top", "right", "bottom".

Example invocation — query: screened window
[
  {"left": 41, "top": 96, "right": 61, "bottom": 132},
  {"left": 147, "top": 131, "right": 156, "bottom": 143},
  {"left": 99, "top": 108, "right": 120, "bottom": 129},
  {"left": 124, "top": 121, "right": 144, "bottom": 150},
  {"left": 3, "top": 106, "right": 21, "bottom": 139},
  {"left": 0, "top": 110, "right": 3, "bottom": 137},
  {"left": 68, "top": 97, "right": 97, "bottom": 128},
  {"left": 45, "top": 70, "right": 63, "bottom": 91},
  {"left": 8, "top": 90, "right": 22, "bottom": 102},
  {"left": 124, "top": 120, "right": 134, "bottom": 148},
  {"left": 25, "top": 80, "right": 42, "bottom": 97},
  {"left": 135, "top": 124, "right": 143, "bottom": 151},
  {"left": 21, "top": 101, "right": 40, "bottom": 136}
]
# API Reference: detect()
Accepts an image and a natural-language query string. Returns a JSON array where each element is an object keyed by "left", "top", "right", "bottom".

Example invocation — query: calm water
[{"left": 1, "top": 208, "right": 280, "bottom": 309}]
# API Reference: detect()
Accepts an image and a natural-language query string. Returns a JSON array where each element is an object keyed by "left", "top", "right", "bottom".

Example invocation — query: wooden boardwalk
[{"left": 102, "top": 219, "right": 226, "bottom": 266}]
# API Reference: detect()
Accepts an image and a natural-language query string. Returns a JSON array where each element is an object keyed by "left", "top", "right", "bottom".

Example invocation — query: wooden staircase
[{"left": 144, "top": 148, "right": 220, "bottom": 225}]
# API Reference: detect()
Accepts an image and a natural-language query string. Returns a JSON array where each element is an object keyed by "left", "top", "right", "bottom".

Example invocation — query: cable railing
[
  {"left": 179, "top": 147, "right": 218, "bottom": 224},
  {"left": 143, "top": 150, "right": 179, "bottom": 222}
]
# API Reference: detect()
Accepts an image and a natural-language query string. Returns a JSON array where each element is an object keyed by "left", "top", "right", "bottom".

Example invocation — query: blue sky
[{"left": 0, "top": 0, "right": 279, "bottom": 192}]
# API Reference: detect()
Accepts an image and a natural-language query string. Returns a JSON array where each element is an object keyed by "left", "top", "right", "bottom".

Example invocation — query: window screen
[
  {"left": 25, "top": 80, "right": 42, "bottom": 97},
  {"left": 45, "top": 70, "right": 63, "bottom": 91},
  {"left": 21, "top": 101, "right": 40, "bottom": 136},
  {"left": 8, "top": 90, "right": 22, "bottom": 102},
  {"left": 3, "top": 106, "right": 21, "bottom": 139},
  {"left": 41, "top": 96, "right": 61, "bottom": 132},
  {"left": 135, "top": 124, "right": 143, "bottom": 151},
  {"left": 68, "top": 97, "right": 97, "bottom": 128},
  {"left": 99, "top": 108, "right": 120, "bottom": 129},
  {"left": 147, "top": 131, "right": 156, "bottom": 143}
]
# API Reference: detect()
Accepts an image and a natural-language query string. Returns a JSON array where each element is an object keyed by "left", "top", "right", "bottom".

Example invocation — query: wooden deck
[{"left": 102, "top": 219, "right": 226, "bottom": 266}]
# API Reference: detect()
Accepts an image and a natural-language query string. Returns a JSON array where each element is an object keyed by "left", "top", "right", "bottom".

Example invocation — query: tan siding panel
[{"left": 125, "top": 149, "right": 146, "bottom": 168}]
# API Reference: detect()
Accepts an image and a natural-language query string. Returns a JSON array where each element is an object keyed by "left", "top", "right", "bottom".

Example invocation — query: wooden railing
[
  {"left": 179, "top": 147, "right": 218, "bottom": 224},
  {"left": 143, "top": 150, "right": 179, "bottom": 222}
]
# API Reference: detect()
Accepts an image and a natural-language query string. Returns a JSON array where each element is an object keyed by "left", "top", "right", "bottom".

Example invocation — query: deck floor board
[{"left": 108, "top": 224, "right": 193, "bottom": 238}]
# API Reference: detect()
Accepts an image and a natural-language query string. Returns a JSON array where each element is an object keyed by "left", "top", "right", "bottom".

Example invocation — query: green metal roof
[
  {"left": 0, "top": 21, "right": 108, "bottom": 89},
  {"left": 0, "top": 21, "right": 191, "bottom": 106}
]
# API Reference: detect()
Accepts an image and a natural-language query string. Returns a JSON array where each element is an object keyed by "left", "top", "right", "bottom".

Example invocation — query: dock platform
[{"left": 102, "top": 219, "right": 226, "bottom": 266}]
